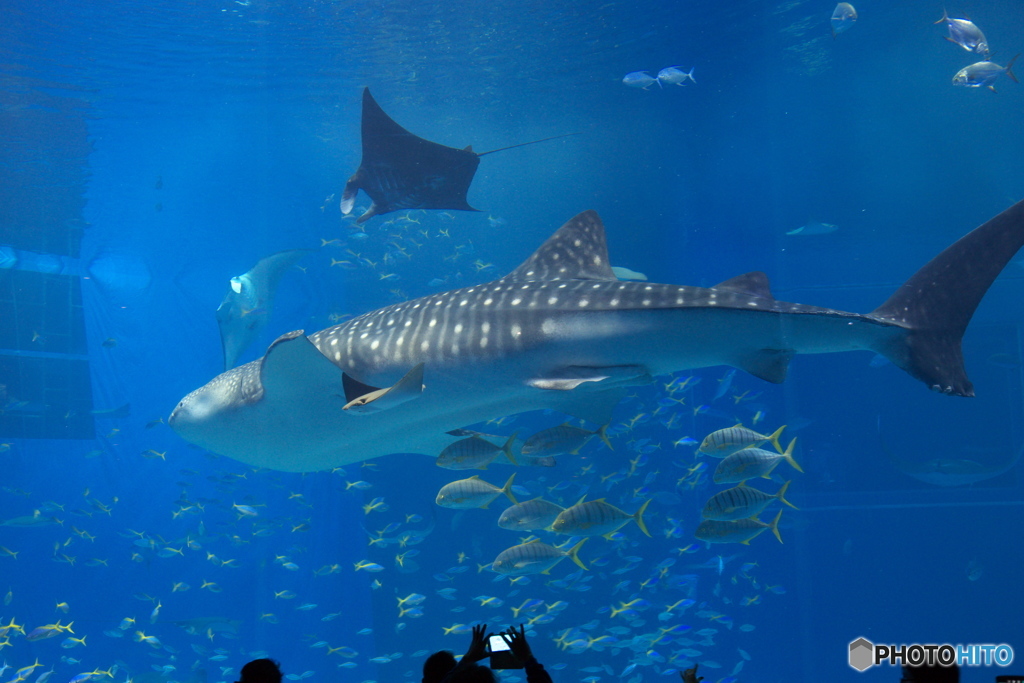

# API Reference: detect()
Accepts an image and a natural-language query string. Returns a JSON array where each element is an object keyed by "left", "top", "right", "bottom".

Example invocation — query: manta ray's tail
[
  {"left": 869, "top": 199, "right": 1024, "bottom": 396},
  {"left": 476, "top": 133, "right": 581, "bottom": 157}
]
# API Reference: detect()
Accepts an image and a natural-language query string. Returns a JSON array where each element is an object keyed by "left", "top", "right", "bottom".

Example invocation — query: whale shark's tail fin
[{"left": 870, "top": 199, "right": 1024, "bottom": 396}]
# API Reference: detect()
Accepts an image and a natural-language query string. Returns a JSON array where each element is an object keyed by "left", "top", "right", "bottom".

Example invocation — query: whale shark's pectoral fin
[
  {"left": 260, "top": 331, "right": 342, "bottom": 399},
  {"left": 527, "top": 365, "right": 652, "bottom": 391},
  {"left": 343, "top": 363, "right": 425, "bottom": 414},
  {"left": 733, "top": 350, "right": 795, "bottom": 384}
]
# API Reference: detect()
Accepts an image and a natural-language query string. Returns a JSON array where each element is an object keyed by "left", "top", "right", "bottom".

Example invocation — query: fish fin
[
  {"left": 502, "top": 432, "right": 519, "bottom": 466},
  {"left": 340, "top": 173, "right": 360, "bottom": 215},
  {"left": 934, "top": 8, "right": 949, "bottom": 24},
  {"left": 567, "top": 539, "right": 588, "bottom": 571},
  {"left": 740, "top": 539, "right": 751, "bottom": 546},
  {"left": 769, "top": 509, "right": 784, "bottom": 543},
  {"left": 597, "top": 424, "right": 613, "bottom": 451},
  {"left": 633, "top": 499, "right": 652, "bottom": 537},
  {"left": 713, "top": 272, "right": 774, "bottom": 300},
  {"left": 1006, "top": 53, "right": 1019, "bottom": 83},
  {"left": 733, "top": 350, "right": 794, "bottom": 384},
  {"left": 574, "top": 495, "right": 587, "bottom": 506},
  {"left": 501, "top": 473, "right": 518, "bottom": 505},
  {"left": 782, "top": 438, "right": 803, "bottom": 473},
  {"left": 500, "top": 210, "right": 617, "bottom": 282},
  {"left": 259, "top": 331, "right": 339, "bottom": 399},
  {"left": 766, "top": 425, "right": 786, "bottom": 453},
  {"left": 870, "top": 199, "right": 1024, "bottom": 396},
  {"left": 343, "top": 363, "right": 425, "bottom": 413},
  {"left": 776, "top": 481, "right": 798, "bottom": 510}
]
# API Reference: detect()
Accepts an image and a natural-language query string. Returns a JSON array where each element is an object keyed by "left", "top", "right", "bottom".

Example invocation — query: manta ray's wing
[
  {"left": 216, "top": 249, "right": 310, "bottom": 370},
  {"left": 341, "top": 88, "right": 480, "bottom": 224}
]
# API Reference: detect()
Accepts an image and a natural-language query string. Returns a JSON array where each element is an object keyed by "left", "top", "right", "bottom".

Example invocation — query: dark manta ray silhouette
[{"left": 340, "top": 87, "right": 577, "bottom": 224}]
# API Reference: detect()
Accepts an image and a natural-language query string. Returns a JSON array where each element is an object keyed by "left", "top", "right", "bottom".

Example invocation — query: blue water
[{"left": 2, "top": 0, "right": 1023, "bottom": 682}]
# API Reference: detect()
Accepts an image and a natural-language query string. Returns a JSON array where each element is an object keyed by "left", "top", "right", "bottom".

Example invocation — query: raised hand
[{"left": 500, "top": 624, "right": 534, "bottom": 662}]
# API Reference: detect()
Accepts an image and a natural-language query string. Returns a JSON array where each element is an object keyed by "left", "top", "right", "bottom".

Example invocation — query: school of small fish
[{"left": 0, "top": 359, "right": 804, "bottom": 683}]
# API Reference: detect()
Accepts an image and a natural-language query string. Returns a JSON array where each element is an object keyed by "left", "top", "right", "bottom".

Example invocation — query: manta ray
[
  {"left": 340, "top": 88, "right": 576, "bottom": 224},
  {"left": 216, "top": 249, "right": 309, "bottom": 370},
  {"left": 169, "top": 200, "right": 1024, "bottom": 473}
]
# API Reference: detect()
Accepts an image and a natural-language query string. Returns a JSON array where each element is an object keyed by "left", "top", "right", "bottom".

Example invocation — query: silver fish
[
  {"left": 522, "top": 423, "right": 612, "bottom": 457},
  {"left": 935, "top": 9, "right": 990, "bottom": 59},
  {"left": 695, "top": 510, "right": 783, "bottom": 545},
  {"left": 497, "top": 498, "right": 566, "bottom": 531},
  {"left": 551, "top": 498, "right": 651, "bottom": 537},
  {"left": 713, "top": 439, "right": 802, "bottom": 484},
  {"left": 952, "top": 57, "right": 1019, "bottom": 92},
  {"left": 491, "top": 538, "right": 587, "bottom": 575},
  {"left": 435, "top": 474, "right": 517, "bottom": 509},
  {"left": 701, "top": 481, "right": 797, "bottom": 521},
  {"left": 436, "top": 433, "right": 517, "bottom": 470},
  {"left": 622, "top": 71, "right": 659, "bottom": 89},
  {"left": 831, "top": 2, "right": 857, "bottom": 38},
  {"left": 656, "top": 66, "right": 695, "bottom": 86},
  {"left": 699, "top": 425, "right": 785, "bottom": 458}
]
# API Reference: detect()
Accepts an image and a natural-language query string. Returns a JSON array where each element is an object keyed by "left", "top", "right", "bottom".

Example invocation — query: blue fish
[{"left": 622, "top": 71, "right": 659, "bottom": 89}]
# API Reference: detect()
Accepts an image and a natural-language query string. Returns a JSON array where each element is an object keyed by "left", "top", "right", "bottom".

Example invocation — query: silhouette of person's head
[
  {"left": 238, "top": 659, "right": 283, "bottom": 683},
  {"left": 450, "top": 663, "right": 497, "bottom": 683},
  {"left": 423, "top": 650, "right": 458, "bottom": 683},
  {"left": 901, "top": 663, "right": 960, "bottom": 683}
]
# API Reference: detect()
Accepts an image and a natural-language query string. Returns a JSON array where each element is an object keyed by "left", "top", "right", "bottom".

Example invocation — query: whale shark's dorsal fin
[
  {"left": 259, "top": 330, "right": 340, "bottom": 398},
  {"left": 501, "top": 210, "right": 617, "bottom": 282},
  {"left": 713, "top": 271, "right": 775, "bottom": 300}
]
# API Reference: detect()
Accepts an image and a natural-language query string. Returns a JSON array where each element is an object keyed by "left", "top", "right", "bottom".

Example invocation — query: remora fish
[{"left": 169, "top": 202, "right": 1024, "bottom": 473}]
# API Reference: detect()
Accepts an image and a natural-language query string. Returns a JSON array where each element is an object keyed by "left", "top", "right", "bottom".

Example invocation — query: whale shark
[{"left": 169, "top": 200, "right": 1024, "bottom": 473}]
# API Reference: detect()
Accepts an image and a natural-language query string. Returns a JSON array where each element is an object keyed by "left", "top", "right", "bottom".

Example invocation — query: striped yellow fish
[
  {"left": 491, "top": 538, "right": 588, "bottom": 575},
  {"left": 521, "top": 423, "right": 613, "bottom": 456},
  {"left": 436, "top": 432, "right": 518, "bottom": 470},
  {"left": 701, "top": 481, "right": 797, "bottom": 521},
  {"left": 698, "top": 424, "right": 785, "bottom": 458},
  {"left": 497, "top": 497, "right": 566, "bottom": 531},
  {"left": 713, "top": 438, "right": 802, "bottom": 484},
  {"left": 551, "top": 498, "right": 651, "bottom": 537},
  {"left": 695, "top": 510, "right": 783, "bottom": 545},
  {"left": 435, "top": 473, "right": 518, "bottom": 509}
]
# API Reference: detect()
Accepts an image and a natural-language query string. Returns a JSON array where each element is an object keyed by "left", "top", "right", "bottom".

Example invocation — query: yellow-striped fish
[
  {"left": 437, "top": 433, "right": 518, "bottom": 470},
  {"left": 435, "top": 474, "right": 518, "bottom": 509},
  {"left": 521, "top": 423, "right": 612, "bottom": 456},
  {"left": 491, "top": 538, "right": 587, "bottom": 575},
  {"left": 551, "top": 498, "right": 651, "bottom": 537},
  {"left": 701, "top": 481, "right": 796, "bottom": 521},
  {"left": 497, "top": 498, "right": 565, "bottom": 531},
  {"left": 713, "top": 438, "right": 802, "bottom": 484},
  {"left": 698, "top": 424, "right": 785, "bottom": 458},
  {"left": 695, "top": 510, "right": 783, "bottom": 545}
]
